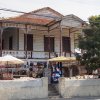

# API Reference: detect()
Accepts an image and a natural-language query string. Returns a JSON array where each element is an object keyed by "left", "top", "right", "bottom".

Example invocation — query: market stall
[
  {"left": 48, "top": 56, "right": 77, "bottom": 83},
  {"left": 0, "top": 55, "right": 24, "bottom": 79}
]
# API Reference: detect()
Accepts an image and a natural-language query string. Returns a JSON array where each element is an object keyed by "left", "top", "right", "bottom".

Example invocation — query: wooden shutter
[
  {"left": 2, "top": 39, "right": 4, "bottom": 49},
  {"left": 50, "top": 37, "right": 54, "bottom": 52},
  {"left": 44, "top": 36, "right": 54, "bottom": 52},
  {"left": 24, "top": 34, "right": 33, "bottom": 51},
  {"left": 62, "top": 37, "right": 70, "bottom": 52},
  {"left": 9, "top": 36, "right": 13, "bottom": 50}
]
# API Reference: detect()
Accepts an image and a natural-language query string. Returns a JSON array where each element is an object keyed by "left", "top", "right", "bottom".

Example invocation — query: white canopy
[
  {"left": 48, "top": 56, "right": 76, "bottom": 62},
  {"left": 0, "top": 55, "right": 24, "bottom": 65}
]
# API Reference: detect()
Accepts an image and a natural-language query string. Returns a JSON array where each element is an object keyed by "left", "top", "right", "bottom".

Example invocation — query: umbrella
[
  {"left": 48, "top": 56, "right": 76, "bottom": 62},
  {"left": 69, "top": 57, "right": 76, "bottom": 61},
  {"left": 48, "top": 56, "right": 77, "bottom": 78},
  {"left": 0, "top": 55, "right": 24, "bottom": 65}
]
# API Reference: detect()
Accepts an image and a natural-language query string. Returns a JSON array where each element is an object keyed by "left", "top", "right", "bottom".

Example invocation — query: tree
[{"left": 78, "top": 15, "right": 100, "bottom": 73}]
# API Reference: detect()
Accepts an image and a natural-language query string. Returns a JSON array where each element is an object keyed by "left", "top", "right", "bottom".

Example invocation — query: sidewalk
[{"left": 16, "top": 96, "right": 100, "bottom": 100}]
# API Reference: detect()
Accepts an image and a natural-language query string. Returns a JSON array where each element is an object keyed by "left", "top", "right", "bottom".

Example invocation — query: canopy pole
[{"left": 0, "top": 22, "right": 3, "bottom": 57}]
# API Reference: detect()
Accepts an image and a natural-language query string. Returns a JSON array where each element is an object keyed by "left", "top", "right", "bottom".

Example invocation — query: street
[{"left": 15, "top": 97, "right": 100, "bottom": 100}]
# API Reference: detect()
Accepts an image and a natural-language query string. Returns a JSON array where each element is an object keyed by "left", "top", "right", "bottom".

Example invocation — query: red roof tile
[
  {"left": 6, "top": 7, "right": 63, "bottom": 26},
  {"left": 7, "top": 17, "right": 52, "bottom": 25}
]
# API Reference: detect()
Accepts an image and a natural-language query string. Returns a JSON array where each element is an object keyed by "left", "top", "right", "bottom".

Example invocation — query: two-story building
[{"left": 0, "top": 7, "right": 86, "bottom": 66}]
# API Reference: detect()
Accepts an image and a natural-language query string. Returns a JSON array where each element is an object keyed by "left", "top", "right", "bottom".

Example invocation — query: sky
[{"left": 0, "top": 0, "right": 100, "bottom": 21}]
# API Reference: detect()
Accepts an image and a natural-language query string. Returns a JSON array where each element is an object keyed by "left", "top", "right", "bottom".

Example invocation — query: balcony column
[
  {"left": 48, "top": 27, "right": 50, "bottom": 59},
  {"left": 0, "top": 23, "right": 3, "bottom": 56},
  {"left": 25, "top": 24, "right": 28, "bottom": 60},
  {"left": 59, "top": 22, "right": 62, "bottom": 56},
  {"left": 69, "top": 28, "right": 71, "bottom": 57}
]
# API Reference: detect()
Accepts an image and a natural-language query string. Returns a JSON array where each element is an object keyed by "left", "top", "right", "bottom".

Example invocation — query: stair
[{"left": 48, "top": 84, "right": 61, "bottom": 99}]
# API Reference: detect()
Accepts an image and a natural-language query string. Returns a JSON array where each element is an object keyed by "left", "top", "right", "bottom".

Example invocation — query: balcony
[{"left": 2, "top": 50, "right": 60, "bottom": 59}]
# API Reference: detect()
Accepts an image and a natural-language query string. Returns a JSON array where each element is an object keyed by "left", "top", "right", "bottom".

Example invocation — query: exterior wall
[
  {"left": 50, "top": 28, "right": 79, "bottom": 57},
  {"left": 33, "top": 33, "right": 44, "bottom": 51},
  {"left": 2, "top": 27, "right": 81, "bottom": 60},
  {"left": 61, "top": 19, "right": 82, "bottom": 28},
  {"left": 0, "top": 77, "right": 48, "bottom": 100},
  {"left": 19, "top": 29, "right": 24, "bottom": 50},
  {"left": 18, "top": 28, "right": 77, "bottom": 54},
  {"left": 58, "top": 77, "right": 100, "bottom": 98}
]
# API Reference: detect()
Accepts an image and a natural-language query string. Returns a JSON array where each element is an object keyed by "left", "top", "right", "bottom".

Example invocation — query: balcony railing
[
  {"left": 2, "top": 50, "right": 58, "bottom": 59},
  {"left": 2, "top": 50, "right": 74, "bottom": 59}
]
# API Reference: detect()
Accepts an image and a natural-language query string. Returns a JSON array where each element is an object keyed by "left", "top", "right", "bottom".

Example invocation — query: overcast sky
[{"left": 0, "top": 0, "right": 100, "bottom": 21}]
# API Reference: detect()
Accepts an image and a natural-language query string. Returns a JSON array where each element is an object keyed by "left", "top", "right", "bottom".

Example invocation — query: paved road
[
  {"left": 35, "top": 98, "right": 100, "bottom": 100},
  {"left": 15, "top": 97, "right": 100, "bottom": 100}
]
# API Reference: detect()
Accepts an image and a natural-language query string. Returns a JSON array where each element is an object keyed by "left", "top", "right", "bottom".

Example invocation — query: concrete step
[
  {"left": 48, "top": 90, "right": 58, "bottom": 93},
  {"left": 48, "top": 84, "right": 59, "bottom": 97},
  {"left": 49, "top": 95, "right": 61, "bottom": 99},
  {"left": 48, "top": 92, "right": 59, "bottom": 96}
]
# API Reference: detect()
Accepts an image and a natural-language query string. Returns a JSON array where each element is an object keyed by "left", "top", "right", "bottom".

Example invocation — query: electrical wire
[
  {"left": 0, "top": 8, "right": 61, "bottom": 20},
  {"left": 0, "top": 7, "right": 100, "bottom": 24}
]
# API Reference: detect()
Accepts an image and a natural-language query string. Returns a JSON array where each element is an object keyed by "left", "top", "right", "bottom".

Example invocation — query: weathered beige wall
[
  {"left": 19, "top": 29, "right": 24, "bottom": 50},
  {"left": 18, "top": 28, "right": 80, "bottom": 54},
  {"left": 2, "top": 27, "right": 81, "bottom": 60},
  {"left": 58, "top": 77, "right": 100, "bottom": 98},
  {"left": 0, "top": 77, "right": 48, "bottom": 100}
]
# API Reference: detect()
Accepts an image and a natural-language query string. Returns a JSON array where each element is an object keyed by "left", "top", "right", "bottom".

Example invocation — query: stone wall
[
  {"left": 0, "top": 77, "right": 48, "bottom": 100},
  {"left": 58, "top": 77, "right": 100, "bottom": 98}
]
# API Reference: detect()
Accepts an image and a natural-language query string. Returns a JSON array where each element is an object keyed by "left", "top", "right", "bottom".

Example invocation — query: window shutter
[
  {"left": 62, "top": 37, "right": 70, "bottom": 52},
  {"left": 44, "top": 36, "right": 54, "bottom": 52}
]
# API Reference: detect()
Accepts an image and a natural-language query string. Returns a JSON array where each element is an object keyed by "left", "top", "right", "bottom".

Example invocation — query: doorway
[
  {"left": 24, "top": 34, "right": 33, "bottom": 51},
  {"left": 9, "top": 36, "right": 13, "bottom": 50}
]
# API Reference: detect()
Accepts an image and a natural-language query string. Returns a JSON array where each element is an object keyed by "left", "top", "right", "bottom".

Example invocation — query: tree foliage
[{"left": 78, "top": 15, "right": 100, "bottom": 71}]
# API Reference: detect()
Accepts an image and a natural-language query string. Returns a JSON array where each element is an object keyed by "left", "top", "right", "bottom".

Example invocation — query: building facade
[{"left": 0, "top": 7, "right": 86, "bottom": 65}]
